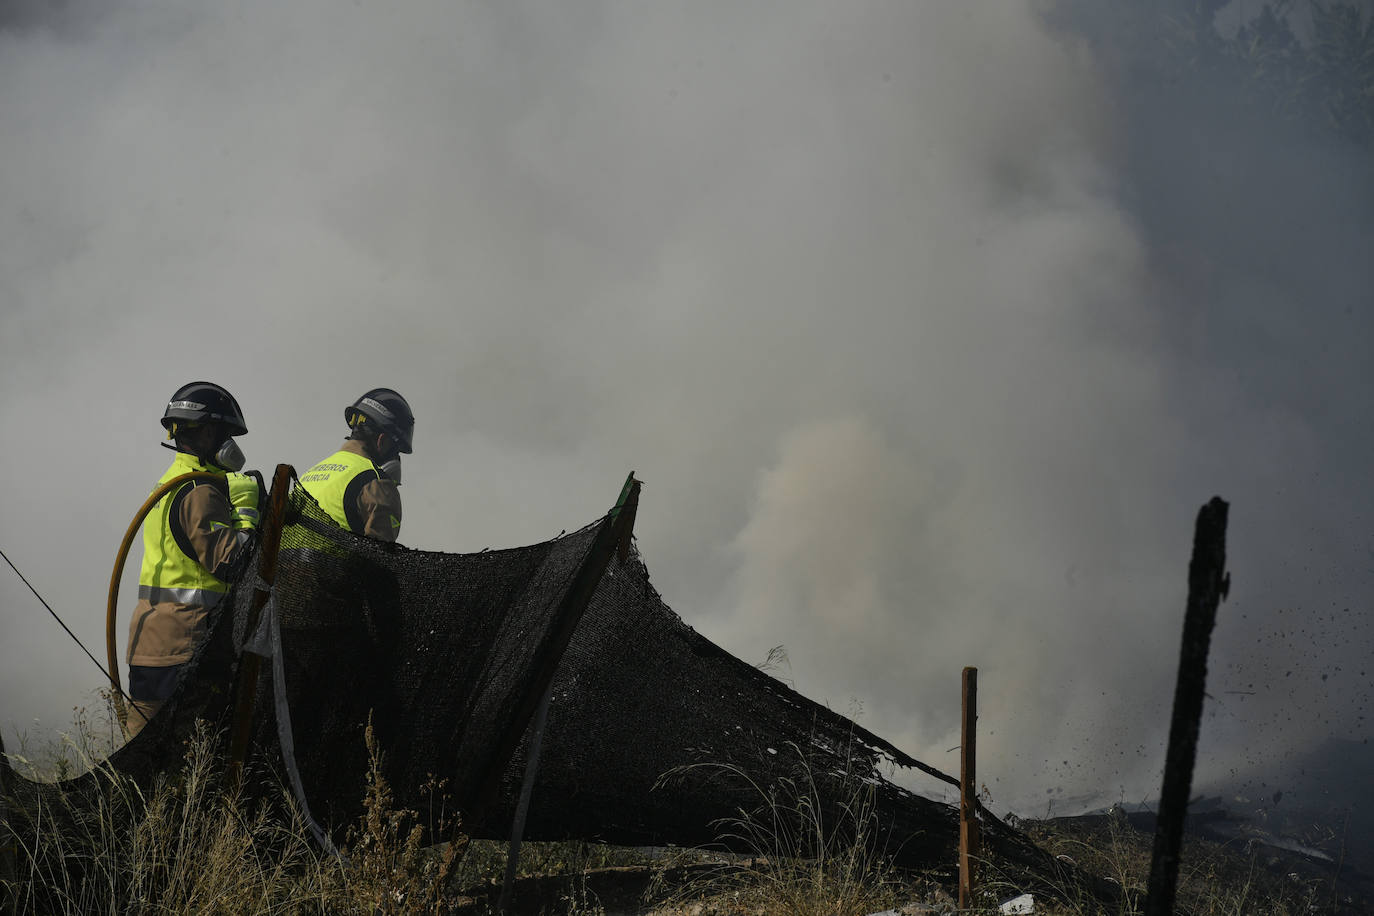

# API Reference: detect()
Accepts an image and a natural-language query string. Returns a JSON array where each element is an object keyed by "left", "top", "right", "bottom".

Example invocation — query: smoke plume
[{"left": 0, "top": 1, "right": 1368, "bottom": 822}]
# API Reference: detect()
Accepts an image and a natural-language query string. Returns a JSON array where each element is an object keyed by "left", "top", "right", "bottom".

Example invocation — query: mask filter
[
  {"left": 379, "top": 457, "right": 402, "bottom": 486},
  {"left": 213, "top": 438, "right": 246, "bottom": 473}
]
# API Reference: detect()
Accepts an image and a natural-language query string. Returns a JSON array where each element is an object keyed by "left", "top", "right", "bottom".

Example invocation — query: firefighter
[
  {"left": 299, "top": 388, "right": 413, "bottom": 543},
  {"left": 125, "top": 382, "right": 260, "bottom": 738}
]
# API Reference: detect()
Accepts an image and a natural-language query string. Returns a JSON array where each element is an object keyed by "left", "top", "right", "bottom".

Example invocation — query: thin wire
[{"left": 0, "top": 545, "right": 130, "bottom": 701}]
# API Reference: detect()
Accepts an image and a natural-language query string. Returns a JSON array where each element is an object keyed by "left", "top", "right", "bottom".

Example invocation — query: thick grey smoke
[{"left": 1, "top": 1, "right": 1368, "bottom": 821}]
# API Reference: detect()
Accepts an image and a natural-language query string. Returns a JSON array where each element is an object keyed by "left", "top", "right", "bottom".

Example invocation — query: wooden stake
[
  {"left": 1144, "top": 497, "right": 1229, "bottom": 916},
  {"left": 228, "top": 463, "right": 295, "bottom": 791},
  {"left": 959, "top": 666, "right": 979, "bottom": 909}
]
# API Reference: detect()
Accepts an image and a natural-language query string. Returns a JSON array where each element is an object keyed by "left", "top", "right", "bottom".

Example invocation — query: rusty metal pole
[
  {"left": 227, "top": 463, "right": 295, "bottom": 791},
  {"left": 1144, "top": 497, "right": 1229, "bottom": 916},
  {"left": 959, "top": 666, "right": 979, "bottom": 909}
]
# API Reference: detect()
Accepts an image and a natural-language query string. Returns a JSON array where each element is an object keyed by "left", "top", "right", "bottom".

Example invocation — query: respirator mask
[
  {"left": 212, "top": 437, "right": 246, "bottom": 473},
  {"left": 379, "top": 455, "right": 402, "bottom": 486},
  {"left": 374, "top": 433, "right": 402, "bottom": 485},
  {"left": 164, "top": 422, "right": 246, "bottom": 472}
]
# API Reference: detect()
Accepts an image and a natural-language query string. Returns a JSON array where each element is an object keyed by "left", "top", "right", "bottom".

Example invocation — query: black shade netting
[
  {"left": 0, "top": 474, "right": 609, "bottom": 842},
  {"left": 481, "top": 544, "right": 1109, "bottom": 890},
  {"left": 4, "top": 472, "right": 1095, "bottom": 894},
  {"left": 480, "top": 544, "right": 963, "bottom": 868},
  {"left": 241, "top": 476, "right": 611, "bottom": 831}
]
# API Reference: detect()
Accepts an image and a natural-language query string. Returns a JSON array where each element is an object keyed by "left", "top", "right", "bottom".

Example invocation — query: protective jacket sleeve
[
  {"left": 178, "top": 480, "right": 251, "bottom": 579},
  {"left": 355, "top": 478, "right": 402, "bottom": 543}
]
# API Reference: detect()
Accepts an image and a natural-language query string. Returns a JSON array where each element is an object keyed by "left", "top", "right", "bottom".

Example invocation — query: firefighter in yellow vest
[
  {"left": 125, "top": 382, "right": 261, "bottom": 738},
  {"left": 299, "top": 388, "right": 413, "bottom": 543}
]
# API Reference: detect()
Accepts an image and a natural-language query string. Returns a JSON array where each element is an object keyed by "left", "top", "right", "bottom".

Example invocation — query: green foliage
[
  {"left": 1149, "top": 0, "right": 1374, "bottom": 145},
  {"left": 1224, "top": 1, "right": 1374, "bottom": 142}
]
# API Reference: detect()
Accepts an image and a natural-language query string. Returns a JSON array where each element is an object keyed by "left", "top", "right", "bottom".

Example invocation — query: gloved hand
[{"left": 227, "top": 470, "right": 264, "bottom": 530}]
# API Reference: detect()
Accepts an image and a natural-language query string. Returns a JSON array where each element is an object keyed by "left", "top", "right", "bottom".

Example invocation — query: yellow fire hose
[{"left": 106, "top": 472, "right": 224, "bottom": 733}]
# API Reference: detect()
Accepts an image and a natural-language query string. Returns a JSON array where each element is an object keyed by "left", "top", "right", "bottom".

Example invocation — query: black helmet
[
  {"left": 161, "top": 381, "right": 248, "bottom": 437},
  {"left": 346, "top": 388, "right": 414, "bottom": 454}
]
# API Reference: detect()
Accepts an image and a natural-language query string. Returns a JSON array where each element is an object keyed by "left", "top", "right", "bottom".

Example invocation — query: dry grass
[
  {"left": 3, "top": 712, "right": 1363, "bottom": 914},
  {"left": 0, "top": 711, "right": 475, "bottom": 915},
  {"left": 645, "top": 742, "right": 927, "bottom": 916},
  {"left": 4, "top": 721, "right": 340, "bottom": 914},
  {"left": 1, "top": 708, "right": 678, "bottom": 915},
  {"left": 979, "top": 811, "right": 1330, "bottom": 916}
]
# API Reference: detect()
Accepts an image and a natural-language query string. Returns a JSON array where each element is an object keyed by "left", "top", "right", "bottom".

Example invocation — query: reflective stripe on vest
[
  {"left": 137, "top": 584, "right": 226, "bottom": 608},
  {"left": 299, "top": 449, "right": 381, "bottom": 534},
  {"left": 137, "top": 452, "right": 232, "bottom": 601}
]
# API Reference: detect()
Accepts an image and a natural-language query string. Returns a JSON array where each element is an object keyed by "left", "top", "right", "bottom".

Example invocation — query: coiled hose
[{"left": 106, "top": 472, "right": 223, "bottom": 733}]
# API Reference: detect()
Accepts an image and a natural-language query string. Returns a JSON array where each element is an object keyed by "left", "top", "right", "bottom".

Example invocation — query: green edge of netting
[{"left": 609, "top": 471, "right": 637, "bottom": 518}]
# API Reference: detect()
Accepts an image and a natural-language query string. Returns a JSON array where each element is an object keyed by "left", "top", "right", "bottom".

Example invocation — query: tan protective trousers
[{"left": 124, "top": 698, "right": 165, "bottom": 740}]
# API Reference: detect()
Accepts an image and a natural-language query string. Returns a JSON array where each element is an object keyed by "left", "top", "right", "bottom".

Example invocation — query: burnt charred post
[
  {"left": 1144, "top": 497, "right": 1229, "bottom": 916},
  {"left": 959, "top": 666, "right": 979, "bottom": 909}
]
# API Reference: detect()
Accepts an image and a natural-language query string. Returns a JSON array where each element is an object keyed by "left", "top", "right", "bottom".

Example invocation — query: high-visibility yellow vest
[
  {"left": 138, "top": 452, "right": 232, "bottom": 609},
  {"left": 299, "top": 449, "right": 383, "bottom": 535}
]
